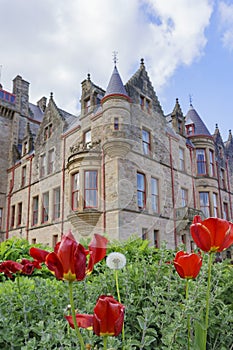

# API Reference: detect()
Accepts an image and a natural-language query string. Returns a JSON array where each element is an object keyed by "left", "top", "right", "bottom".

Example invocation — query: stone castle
[{"left": 0, "top": 59, "right": 232, "bottom": 257}]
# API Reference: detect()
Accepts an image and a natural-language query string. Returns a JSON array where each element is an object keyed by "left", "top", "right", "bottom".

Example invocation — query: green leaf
[{"left": 194, "top": 319, "right": 206, "bottom": 350}]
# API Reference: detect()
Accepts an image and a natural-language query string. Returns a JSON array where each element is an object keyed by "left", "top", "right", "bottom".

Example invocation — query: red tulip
[
  {"left": 65, "top": 295, "right": 125, "bottom": 337},
  {"left": 20, "top": 258, "right": 42, "bottom": 275},
  {"left": 93, "top": 295, "right": 125, "bottom": 336},
  {"left": 174, "top": 251, "right": 202, "bottom": 279},
  {"left": 190, "top": 216, "right": 233, "bottom": 253},
  {"left": 0, "top": 260, "right": 23, "bottom": 278},
  {"left": 30, "top": 231, "right": 108, "bottom": 282}
]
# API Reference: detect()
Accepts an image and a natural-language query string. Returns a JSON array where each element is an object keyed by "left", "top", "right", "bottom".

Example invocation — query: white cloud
[
  {"left": 0, "top": 0, "right": 213, "bottom": 114},
  {"left": 218, "top": 1, "right": 233, "bottom": 51}
]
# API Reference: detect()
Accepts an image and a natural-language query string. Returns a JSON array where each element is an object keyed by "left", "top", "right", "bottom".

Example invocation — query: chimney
[
  {"left": 37, "top": 96, "right": 47, "bottom": 112},
  {"left": 12, "top": 75, "right": 29, "bottom": 116}
]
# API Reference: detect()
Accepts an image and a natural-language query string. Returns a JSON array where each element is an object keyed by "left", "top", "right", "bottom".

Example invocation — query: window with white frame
[
  {"left": 137, "top": 173, "right": 146, "bottom": 209},
  {"left": 213, "top": 193, "right": 218, "bottom": 217},
  {"left": 32, "top": 196, "right": 39, "bottom": 226},
  {"left": 84, "top": 170, "right": 98, "bottom": 208},
  {"left": 142, "top": 129, "right": 151, "bottom": 155},
  {"left": 53, "top": 187, "right": 60, "bottom": 219},
  {"left": 72, "top": 173, "right": 80, "bottom": 210},
  {"left": 199, "top": 192, "right": 210, "bottom": 217},
  {"left": 42, "top": 192, "right": 49, "bottom": 223},
  {"left": 196, "top": 149, "right": 206, "bottom": 175},
  {"left": 181, "top": 188, "right": 188, "bottom": 207},
  {"left": 151, "top": 177, "right": 159, "bottom": 213}
]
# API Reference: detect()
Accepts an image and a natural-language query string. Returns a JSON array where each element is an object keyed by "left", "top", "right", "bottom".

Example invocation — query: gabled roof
[
  {"left": 185, "top": 104, "right": 211, "bottom": 136},
  {"left": 104, "top": 65, "right": 128, "bottom": 98}
]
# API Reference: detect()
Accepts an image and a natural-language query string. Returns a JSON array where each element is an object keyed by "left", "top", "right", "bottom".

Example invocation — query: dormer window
[
  {"left": 186, "top": 124, "right": 195, "bottom": 136},
  {"left": 140, "top": 95, "right": 151, "bottom": 113},
  {"left": 85, "top": 98, "right": 91, "bottom": 113},
  {"left": 23, "top": 141, "right": 28, "bottom": 155},
  {"left": 44, "top": 123, "right": 53, "bottom": 141}
]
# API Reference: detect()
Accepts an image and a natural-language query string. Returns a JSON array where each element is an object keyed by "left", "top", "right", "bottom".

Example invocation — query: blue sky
[{"left": 0, "top": 0, "right": 232, "bottom": 141}]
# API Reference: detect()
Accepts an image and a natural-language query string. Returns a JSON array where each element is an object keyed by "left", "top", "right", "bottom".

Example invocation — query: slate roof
[
  {"left": 104, "top": 65, "right": 128, "bottom": 97},
  {"left": 185, "top": 104, "right": 211, "bottom": 136}
]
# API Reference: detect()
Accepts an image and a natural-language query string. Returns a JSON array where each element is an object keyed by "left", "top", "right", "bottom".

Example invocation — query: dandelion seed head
[{"left": 106, "top": 252, "right": 126, "bottom": 270}]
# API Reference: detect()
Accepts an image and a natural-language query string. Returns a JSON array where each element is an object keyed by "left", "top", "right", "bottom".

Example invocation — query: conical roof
[
  {"left": 185, "top": 104, "right": 211, "bottom": 136},
  {"left": 104, "top": 65, "right": 128, "bottom": 97}
]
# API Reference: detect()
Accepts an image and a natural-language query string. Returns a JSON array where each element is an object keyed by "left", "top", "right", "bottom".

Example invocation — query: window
[
  {"left": 42, "top": 192, "right": 49, "bottom": 223},
  {"left": 10, "top": 205, "right": 15, "bottom": 228},
  {"left": 85, "top": 98, "right": 91, "bottom": 113},
  {"left": 140, "top": 96, "right": 150, "bottom": 112},
  {"left": 84, "top": 170, "right": 98, "bottom": 208},
  {"left": 21, "top": 166, "right": 26, "bottom": 187},
  {"left": 53, "top": 187, "right": 60, "bottom": 219},
  {"left": 181, "top": 188, "right": 188, "bottom": 207},
  {"left": 213, "top": 193, "right": 218, "bottom": 217},
  {"left": 223, "top": 202, "right": 229, "bottom": 220},
  {"left": 142, "top": 228, "right": 148, "bottom": 240},
  {"left": 220, "top": 168, "right": 226, "bottom": 189},
  {"left": 114, "top": 117, "right": 119, "bottom": 130},
  {"left": 44, "top": 123, "right": 53, "bottom": 141},
  {"left": 137, "top": 173, "right": 146, "bottom": 209},
  {"left": 199, "top": 192, "right": 210, "bottom": 217},
  {"left": 186, "top": 123, "right": 195, "bottom": 136},
  {"left": 84, "top": 129, "right": 91, "bottom": 146},
  {"left": 48, "top": 149, "right": 55, "bottom": 174},
  {"left": 142, "top": 129, "right": 151, "bottom": 155},
  {"left": 32, "top": 196, "right": 39, "bottom": 226},
  {"left": 151, "top": 177, "right": 159, "bottom": 213},
  {"left": 181, "top": 234, "right": 186, "bottom": 246},
  {"left": 17, "top": 202, "right": 22, "bottom": 226},
  {"left": 209, "top": 150, "right": 215, "bottom": 176},
  {"left": 23, "top": 141, "right": 28, "bottom": 155},
  {"left": 196, "top": 149, "right": 206, "bottom": 175},
  {"left": 53, "top": 234, "right": 58, "bottom": 248},
  {"left": 31, "top": 238, "right": 36, "bottom": 244},
  {"left": 0, "top": 208, "right": 3, "bottom": 230},
  {"left": 72, "top": 173, "right": 80, "bottom": 210},
  {"left": 179, "top": 148, "right": 185, "bottom": 171},
  {"left": 154, "top": 230, "right": 159, "bottom": 248},
  {"left": 40, "top": 154, "right": 46, "bottom": 177}
]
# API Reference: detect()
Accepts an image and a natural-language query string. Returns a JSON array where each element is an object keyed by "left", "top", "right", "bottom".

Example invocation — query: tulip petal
[
  {"left": 201, "top": 218, "right": 230, "bottom": 250},
  {"left": 87, "top": 234, "right": 108, "bottom": 274},
  {"left": 65, "top": 314, "right": 93, "bottom": 329},
  {"left": 46, "top": 252, "right": 64, "bottom": 280},
  {"left": 73, "top": 243, "right": 87, "bottom": 281},
  {"left": 29, "top": 247, "right": 50, "bottom": 263},
  {"left": 174, "top": 251, "right": 202, "bottom": 279},
  {"left": 218, "top": 223, "right": 233, "bottom": 251},
  {"left": 190, "top": 223, "right": 212, "bottom": 252},
  {"left": 57, "top": 231, "right": 78, "bottom": 278}
]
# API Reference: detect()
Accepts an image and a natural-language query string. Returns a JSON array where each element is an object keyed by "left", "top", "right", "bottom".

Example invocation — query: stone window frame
[
  {"left": 17, "top": 202, "right": 22, "bottom": 227},
  {"left": 53, "top": 187, "right": 61, "bottom": 220},
  {"left": 42, "top": 191, "right": 49, "bottom": 224},
  {"left": 142, "top": 128, "right": 151, "bottom": 155},
  {"left": 151, "top": 177, "right": 159, "bottom": 213},
  {"left": 32, "top": 195, "right": 39, "bottom": 226}
]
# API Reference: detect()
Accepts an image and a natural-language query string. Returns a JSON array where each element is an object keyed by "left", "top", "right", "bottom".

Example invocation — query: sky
[{"left": 0, "top": 0, "right": 233, "bottom": 141}]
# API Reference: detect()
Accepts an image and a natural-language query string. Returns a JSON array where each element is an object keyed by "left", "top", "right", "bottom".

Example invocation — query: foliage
[{"left": 0, "top": 237, "right": 233, "bottom": 349}]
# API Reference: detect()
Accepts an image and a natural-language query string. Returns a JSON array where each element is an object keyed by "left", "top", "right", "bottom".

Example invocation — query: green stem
[
  {"left": 115, "top": 270, "right": 125, "bottom": 349},
  {"left": 185, "top": 279, "right": 190, "bottom": 350},
  {"left": 68, "top": 281, "right": 85, "bottom": 350},
  {"left": 103, "top": 335, "right": 108, "bottom": 350},
  {"left": 16, "top": 274, "right": 21, "bottom": 295},
  {"left": 204, "top": 252, "right": 213, "bottom": 349}
]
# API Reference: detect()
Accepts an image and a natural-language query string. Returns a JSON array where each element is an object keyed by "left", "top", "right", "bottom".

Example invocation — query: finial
[
  {"left": 176, "top": 97, "right": 179, "bottom": 103},
  {"left": 216, "top": 123, "right": 218, "bottom": 129},
  {"left": 87, "top": 73, "right": 91, "bottom": 81},
  {"left": 113, "top": 51, "right": 118, "bottom": 66},
  {"left": 229, "top": 129, "right": 231, "bottom": 134},
  {"left": 189, "top": 94, "right": 193, "bottom": 106},
  {"left": 140, "top": 58, "right": 144, "bottom": 68},
  {"left": 50, "top": 92, "right": 53, "bottom": 99}
]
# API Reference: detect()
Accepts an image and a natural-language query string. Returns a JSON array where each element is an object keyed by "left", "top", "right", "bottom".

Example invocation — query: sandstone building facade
[{"left": 0, "top": 60, "right": 232, "bottom": 257}]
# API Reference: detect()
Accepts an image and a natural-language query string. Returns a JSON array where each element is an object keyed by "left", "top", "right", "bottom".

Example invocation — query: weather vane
[{"left": 113, "top": 51, "right": 118, "bottom": 65}]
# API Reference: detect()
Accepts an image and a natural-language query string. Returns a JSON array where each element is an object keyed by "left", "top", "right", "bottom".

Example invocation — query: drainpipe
[
  {"left": 6, "top": 166, "right": 15, "bottom": 239},
  {"left": 61, "top": 136, "right": 66, "bottom": 238},
  {"left": 188, "top": 145, "right": 197, "bottom": 209},
  {"left": 26, "top": 154, "right": 34, "bottom": 241},
  {"left": 226, "top": 158, "right": 232, "bottom": 219},
  {"left": 102, "top": 148, "right": 106, "bottom": 232},
  {"left": 168, "top": 134, "right": 177, "bottom": 249},
  {"left": 216, "top": 161, "right": 223, "bottom": 218}
]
